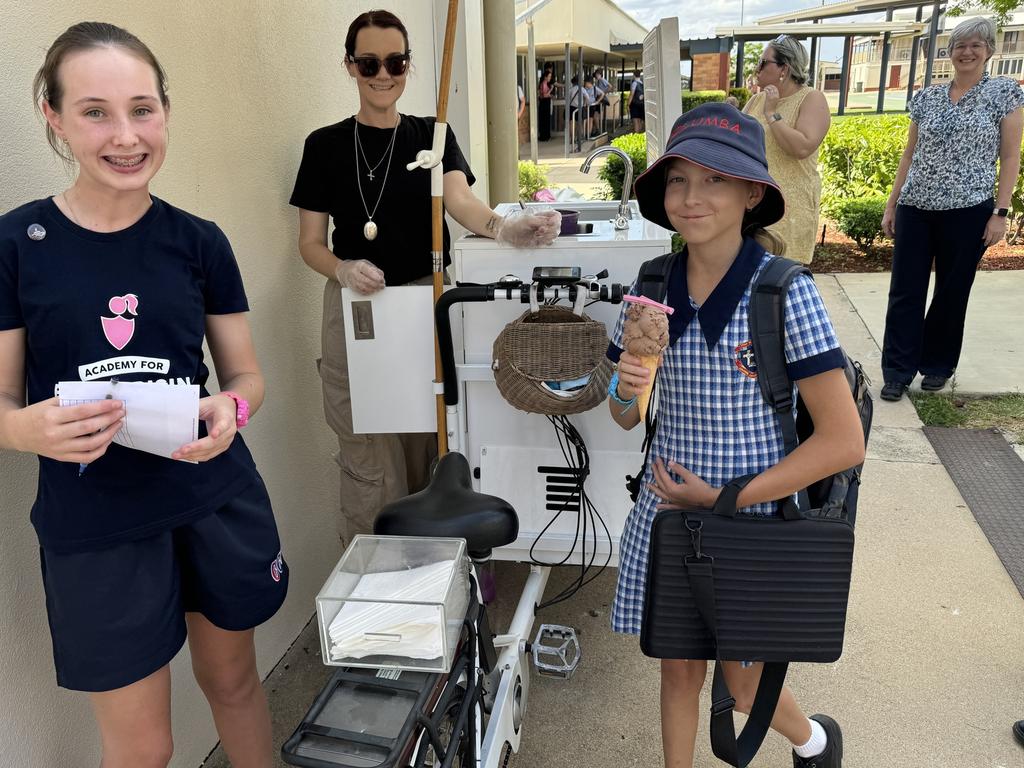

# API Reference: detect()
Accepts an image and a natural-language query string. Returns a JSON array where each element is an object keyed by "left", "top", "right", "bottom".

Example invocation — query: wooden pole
[{"left": 433, "top": 0, "right": 460, "bottom": 458}]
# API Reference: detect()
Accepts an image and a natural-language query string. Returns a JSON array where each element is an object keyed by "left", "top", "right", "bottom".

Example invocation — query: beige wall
[{"left": 0, "top": 1, "right": 483, "bottom": 765}]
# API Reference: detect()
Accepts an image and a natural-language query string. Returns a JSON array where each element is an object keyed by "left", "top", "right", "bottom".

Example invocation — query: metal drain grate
[{"left": 923, "top": 427, "right": 1024, "bottom": 598}]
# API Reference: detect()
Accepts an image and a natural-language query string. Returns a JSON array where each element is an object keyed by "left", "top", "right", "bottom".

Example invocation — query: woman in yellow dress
[{"left": 743, "top": 35, "right": 831, "bottom": 264}]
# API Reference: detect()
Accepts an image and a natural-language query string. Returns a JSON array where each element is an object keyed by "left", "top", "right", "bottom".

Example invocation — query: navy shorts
[{"left": 39, "top": 477, "right": 288, "bottom": 692}]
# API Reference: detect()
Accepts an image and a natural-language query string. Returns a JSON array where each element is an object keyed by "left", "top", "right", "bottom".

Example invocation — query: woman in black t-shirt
[{"left": 290, "top": 10, "right": 560, "bottom": 549}]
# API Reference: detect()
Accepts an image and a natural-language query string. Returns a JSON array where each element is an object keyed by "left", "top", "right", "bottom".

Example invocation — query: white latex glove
[
  {"left": 335, "top": 259, "right": 386, "bottom": 295},
  {"left": 495, "top": 209, "right": 561, "bottom": 248}
]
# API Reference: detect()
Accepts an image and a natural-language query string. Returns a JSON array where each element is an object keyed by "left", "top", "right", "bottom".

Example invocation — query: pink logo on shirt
[{"left": 101, "top": 294, "right": 139, "bottom": 350}]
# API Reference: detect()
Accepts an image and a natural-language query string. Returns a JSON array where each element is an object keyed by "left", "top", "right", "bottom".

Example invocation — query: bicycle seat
[{"left": 374, "top": 452, "right": 519, "bottom": 559}]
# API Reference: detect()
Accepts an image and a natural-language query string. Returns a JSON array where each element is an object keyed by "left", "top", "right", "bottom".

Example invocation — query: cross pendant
[{"left": 367, "top": 170, "right": 375, "bottom": 181}]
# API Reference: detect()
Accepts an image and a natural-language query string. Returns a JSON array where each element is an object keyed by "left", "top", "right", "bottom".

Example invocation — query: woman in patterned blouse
[{"left": 880, "top": 17, "right": 1024, "bottom": 401}]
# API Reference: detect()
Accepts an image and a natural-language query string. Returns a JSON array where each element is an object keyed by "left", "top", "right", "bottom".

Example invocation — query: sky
[{"left": 614, "top": 0, "right": 849, "bottom": 61}]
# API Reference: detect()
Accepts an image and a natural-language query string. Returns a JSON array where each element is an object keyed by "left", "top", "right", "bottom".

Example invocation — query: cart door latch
[{"left": 351, "top": 301, "right": 375, "bottom": 340}]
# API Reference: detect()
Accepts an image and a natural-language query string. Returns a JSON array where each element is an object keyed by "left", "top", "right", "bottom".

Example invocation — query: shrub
[
  {"left": 518, "top": 160, "right": 549, "bottom": 201},
  {"left": 681, "top": 90, "right": 726, "bottom": 112},
  {"left": 819, "top": 114, "right": 910, "bottom": 202},
  {"left": 597, "top": 132, "right": 648, "bottom": 200},
  {"left": 728, "top": 87, "right": 751, "bottom": 110},
  {"left": 829, "top": 196, "right": 888, "bottom": 252}
]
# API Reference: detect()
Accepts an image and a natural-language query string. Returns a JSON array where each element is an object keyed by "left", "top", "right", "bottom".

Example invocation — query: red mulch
[{"left": 810, "top": 222, "right": 1024, "bottom": 273}]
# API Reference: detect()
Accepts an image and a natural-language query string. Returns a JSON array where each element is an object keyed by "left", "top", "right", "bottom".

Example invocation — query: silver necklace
[
  {"left": 355, "top": 123, "right": 394, "bottom": 181},
  {"left": 354, "top": 115, "right": 401, "bottom": 241}
]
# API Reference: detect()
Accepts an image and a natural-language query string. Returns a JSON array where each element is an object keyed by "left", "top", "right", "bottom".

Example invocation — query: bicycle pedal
[{"left": 532, "top": 624, "right": 581, "bottom": 679}]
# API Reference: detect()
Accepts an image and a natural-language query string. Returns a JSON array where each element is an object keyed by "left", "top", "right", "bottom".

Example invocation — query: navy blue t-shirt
[{"left": 0, "top": 197, "right": 260, "bottom": 552}]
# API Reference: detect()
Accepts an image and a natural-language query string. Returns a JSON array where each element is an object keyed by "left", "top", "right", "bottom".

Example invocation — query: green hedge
[
  {"left": 728, "top": 87, "right": 751, "bottom": 110},
  {"left": 518, "top": 160, "right": 549, "bottom": 201},
  {"left": 597, "top": 133, "right": 648, "bottom": 200},
  {"left": 819, "top": 114, "right": 910, "bottom": 202},
  {"left": 681, "top": 90, "right": 726, "bottom": 112},
  {"left": 828, "top": 196, "right": 889, "bottom": 252}
]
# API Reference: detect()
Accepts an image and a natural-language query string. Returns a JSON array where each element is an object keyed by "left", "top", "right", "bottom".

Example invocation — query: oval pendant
[{"left": 363, "top": 220, "right": 378, "bottom": 241}]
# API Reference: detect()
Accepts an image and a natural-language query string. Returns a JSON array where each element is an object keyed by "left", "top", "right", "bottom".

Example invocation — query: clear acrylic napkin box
[{"left": 315, "top": 535, "right": 471, "bottom": 673}]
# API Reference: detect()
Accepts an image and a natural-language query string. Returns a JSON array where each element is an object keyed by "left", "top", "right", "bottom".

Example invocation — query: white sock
[{"left": 793, "top": 718, "right": 828, "bottom": 758}]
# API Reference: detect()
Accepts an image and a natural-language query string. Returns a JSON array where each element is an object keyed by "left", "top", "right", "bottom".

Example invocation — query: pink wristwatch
[{"left": 221, "top": 391, "right": 250, "bottom": 427}]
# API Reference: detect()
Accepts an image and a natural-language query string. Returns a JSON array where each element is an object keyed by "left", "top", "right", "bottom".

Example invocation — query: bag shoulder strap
[
  {"left": 749, "top": 255, "right": 809, "bottom": 457},
  {"left": 684, "top": 523, "right": 789, "bottom": 768}
]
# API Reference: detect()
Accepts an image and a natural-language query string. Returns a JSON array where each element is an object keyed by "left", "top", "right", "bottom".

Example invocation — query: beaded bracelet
[{"left": 608, "top": 370, "right": 637, "bottom": 407}]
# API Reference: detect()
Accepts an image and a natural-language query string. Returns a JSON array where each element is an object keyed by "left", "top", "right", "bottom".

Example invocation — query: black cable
[{"left": 534, "top": 414, "right": 612, "bottom": 610}]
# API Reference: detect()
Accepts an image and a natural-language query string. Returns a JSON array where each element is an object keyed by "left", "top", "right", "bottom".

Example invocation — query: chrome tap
[{"left": 580, "top": 146, "right": 633, "bottom": 230}]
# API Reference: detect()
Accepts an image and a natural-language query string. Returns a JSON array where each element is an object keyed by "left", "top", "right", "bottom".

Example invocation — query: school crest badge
[{"left": 734, "top": 340, "right": 757, "bottom": 379}]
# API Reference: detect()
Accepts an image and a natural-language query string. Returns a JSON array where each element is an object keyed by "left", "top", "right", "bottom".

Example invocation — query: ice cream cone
[{"left": 636, "top": 354, "right": 661, "bottom": 420}]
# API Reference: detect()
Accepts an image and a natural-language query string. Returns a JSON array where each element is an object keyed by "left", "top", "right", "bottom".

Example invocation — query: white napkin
[{"left": 327, "top": 559, "right": 456, "bottom": 661}]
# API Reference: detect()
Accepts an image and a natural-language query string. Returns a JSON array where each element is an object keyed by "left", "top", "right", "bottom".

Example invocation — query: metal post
[
  {"left": 907, "top": 5, "right": 923, "bottom": 106},
  {"left": 839, "top": 35, "right": 852, "bottom": 115},
  {"left": 563, "top": 43, "right": 570, "bottom": 157},
  {"left": 735, "top": 40, "right": 745, "bottom": 88},
  {"left": 810, "top": 33, "right": 819, "bottom": 88},
  {"left": 923, "top": 0, "right": 940, "bottom": 88},
  {"left": 603, "top": 51, "right": 609, "bottom": 136},
  {"left": 877, "top": 7, "right": 894, "bottom": 112},
  {"left": 576, "top": 45, "right": 584, "bottom": 152},
  {"left": 528, "top": 20, "right": 538, "bottom": 165},
  {"left": 620, "top": 58, "right": 627, "bottom": 127}
]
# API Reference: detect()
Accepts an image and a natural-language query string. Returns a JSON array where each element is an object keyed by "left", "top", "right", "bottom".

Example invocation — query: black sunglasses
[
  {"left": 757, "top": 58, "right": 782, "bottom": 72},
  {"left": 349, "top": 52, "right": 411, "bottom": 78}
]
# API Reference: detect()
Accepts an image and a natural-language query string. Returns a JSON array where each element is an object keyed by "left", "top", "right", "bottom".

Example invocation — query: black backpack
[
  {"left": 624, "top": 252, "right": 873, "bottom": 523},
  {"left": 634, "top": 78, "right": 644, "bottom": 102}
]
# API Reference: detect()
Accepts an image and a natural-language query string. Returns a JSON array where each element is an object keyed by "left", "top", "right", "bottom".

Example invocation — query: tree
[
  {"left": 730, "top": 42, "right": 765, "bottom": 85},
  {"left": 948, "top": 0, "right": 1023, "bottom": 25}
]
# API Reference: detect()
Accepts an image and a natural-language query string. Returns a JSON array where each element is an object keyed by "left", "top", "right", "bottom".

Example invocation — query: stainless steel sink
[{"left": 520, "top": 200, "right": 641, "bottom": 222}]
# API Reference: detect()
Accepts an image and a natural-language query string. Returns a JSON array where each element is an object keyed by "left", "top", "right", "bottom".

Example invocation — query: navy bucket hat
[{"left": 633, "top": 102, "right": 785, "bottom": 231}]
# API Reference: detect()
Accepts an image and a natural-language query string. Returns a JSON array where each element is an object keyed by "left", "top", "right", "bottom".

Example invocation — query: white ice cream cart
[{"left": 343, "top": 199, "right": 672, "bottom": 566}]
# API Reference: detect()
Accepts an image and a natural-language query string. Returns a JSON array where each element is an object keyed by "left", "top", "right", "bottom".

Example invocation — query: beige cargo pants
[{"left": 319, "top": 278, "right": 437, "bottom": 547}]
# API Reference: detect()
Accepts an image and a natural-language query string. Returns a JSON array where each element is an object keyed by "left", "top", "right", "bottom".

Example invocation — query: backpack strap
[
  {"left": 623, "top": 252, "right": 679, "bottom": 502},
  {"left": 749, "top": 256, "right": 809, "bottom": 457},
  {"left": 636, "top": 251, "right": 677, "bottom": 304}
]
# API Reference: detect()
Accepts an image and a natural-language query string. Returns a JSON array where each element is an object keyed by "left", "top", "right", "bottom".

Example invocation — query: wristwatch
[
  {"left": 221, "top": 391, "right": 250, "bottom": 427},
  {"left": 767, "top": 112, "right": 784, "bottom": 124},
  {"left": 995, "top": 207, "right": 1009, "bottom": 217}
]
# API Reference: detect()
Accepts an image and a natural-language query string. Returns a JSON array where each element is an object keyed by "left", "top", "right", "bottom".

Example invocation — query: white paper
[
  {"left": 327, "top": 560, "right": 455, "bottom": 661},
  {"left": 56, "top": 380, "right": 200, "bottom": 461}
]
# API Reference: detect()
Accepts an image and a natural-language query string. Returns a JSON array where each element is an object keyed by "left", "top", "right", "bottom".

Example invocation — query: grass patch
[{"left": 909, "top": 392, "right": 1024, "bottom": 443}]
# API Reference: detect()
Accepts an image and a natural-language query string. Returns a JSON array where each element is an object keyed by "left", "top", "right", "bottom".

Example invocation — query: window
[
  {"left": 1004, "top": 31, "right": 1019, "bottom": 54},
  {"left": 997, "top": 57, "right": 1024, "bottom": 76}
]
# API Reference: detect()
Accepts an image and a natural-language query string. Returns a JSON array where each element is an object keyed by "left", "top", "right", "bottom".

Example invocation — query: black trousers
[
  {"left": 881, "top": 201, "right": 992, "bottom": 385},
  {"left": 538, "top": 97, "right": 551, "bottom": 141}
]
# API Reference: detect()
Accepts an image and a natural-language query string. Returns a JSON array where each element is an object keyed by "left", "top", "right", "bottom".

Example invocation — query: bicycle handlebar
[{"left": 434, "top": 280, "right": 624, "bottom": 407}]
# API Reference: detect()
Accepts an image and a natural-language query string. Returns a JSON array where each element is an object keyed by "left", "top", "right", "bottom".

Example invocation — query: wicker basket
[{"left": 492, "top": 306, "right": 613, "bottom": 416}]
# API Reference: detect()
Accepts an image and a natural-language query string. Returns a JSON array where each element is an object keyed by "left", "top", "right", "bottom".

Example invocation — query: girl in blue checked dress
[{"left": 606, "top": 103, "right": 865, "bottom": 768}]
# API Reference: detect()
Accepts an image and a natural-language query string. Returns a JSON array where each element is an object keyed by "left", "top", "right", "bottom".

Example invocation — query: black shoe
[
  {"left": 1014, "top": 720, "right": 1024, "bottom": 747},
  {"left": 793, "top": 714, "right": 843, "bottom": 767},
  {"left": 880, "top": 381, "right": 908, "bottom": 401},
  {"left": 920, "top": 375, "right": 949, "bottom": 391}
]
